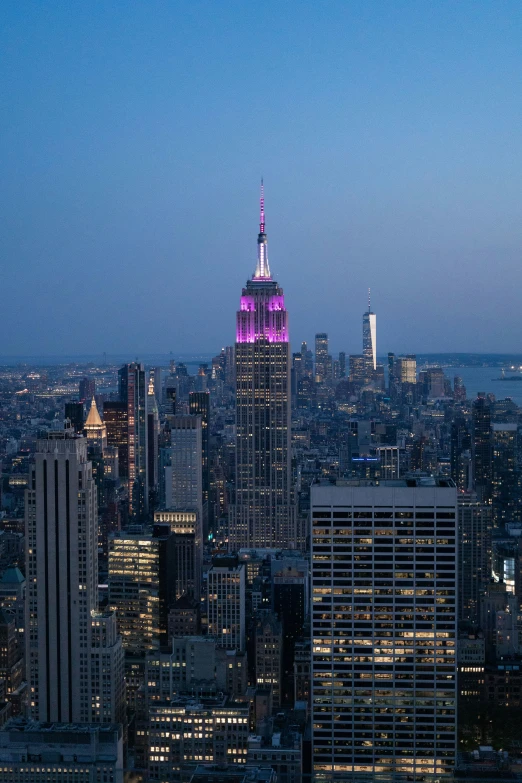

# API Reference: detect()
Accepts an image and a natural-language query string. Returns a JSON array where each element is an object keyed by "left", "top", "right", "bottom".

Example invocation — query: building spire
[
  {"left": 260, "top": 178, "right": 265, "bottom": 234},
  {"left": 253, "top": 179, "right": 271, "bottom": 280},
  {"left": 368, "top": 287, "right": 371, "bottom": 312}
]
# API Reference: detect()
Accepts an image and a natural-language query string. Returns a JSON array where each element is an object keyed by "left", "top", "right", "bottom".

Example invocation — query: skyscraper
[
  {"left": 311, "top": 478, "right": 457, "bottom": 779},
  {"left": 315, "top": 333, "right": 329, "bottom": 383},
  {"left": 119, "top": 362, "right": 148, "bottom": 518},
  {"left": 472, "top": 394, "right": 492, "bottom": 502},
  {"left": 26, "top": 428, "right": 98, "bottom": 722},
  {"left": 189, "top": 391, "right": 210, "bottom": 534},
  {"left": 362, "top": 290, "right": 376, "bottom": 376},
  {"left": 229, "top": 184, "right": 296, "bottom": 550}
]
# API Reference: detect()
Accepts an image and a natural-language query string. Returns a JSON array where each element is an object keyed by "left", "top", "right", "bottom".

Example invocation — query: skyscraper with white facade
[
  {"left": 311, "top": 477, "right": 457, "bottom": 780},
  {"left": 362, "top": 290, "right": 376, "bottom": 377}
]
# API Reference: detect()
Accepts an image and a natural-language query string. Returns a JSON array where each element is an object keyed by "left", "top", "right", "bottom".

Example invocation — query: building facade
[
  {"left": 229, "top": 186, "right": 296, "bottom": 550},
  {"left": 311, "top": 479, "right": 457, "bottom": 780}
]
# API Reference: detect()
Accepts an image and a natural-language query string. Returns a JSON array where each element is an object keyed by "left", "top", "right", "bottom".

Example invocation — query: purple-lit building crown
[{"left": 236, "top": 182, "right": 289, "bottom": 344}]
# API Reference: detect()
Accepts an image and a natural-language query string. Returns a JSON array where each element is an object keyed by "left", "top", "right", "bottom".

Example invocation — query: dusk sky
[{"left": 2, "top": 1, "right": 522, "bottom": 356}]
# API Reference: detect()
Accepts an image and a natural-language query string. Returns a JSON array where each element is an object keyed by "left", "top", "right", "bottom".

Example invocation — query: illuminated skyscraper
[
  {"left": 315, "top": 333, "right": 329, "bottom": 382},
  {"left": 118, "top": 362, "right": 148, "bottom": 518},
  {"left": 311, "top": 479, "right": 457, "bottom": 780},
  {"left": 362, "top": 289, "right": 376, "bottom": 375},
  {"left": 229, "top": 185, "right": 296, "bottom": 550}
]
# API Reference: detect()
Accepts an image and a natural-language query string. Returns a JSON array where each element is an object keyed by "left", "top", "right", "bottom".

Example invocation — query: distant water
[{"left": 446, "top": 366, "right": 522, "bottom": 406}]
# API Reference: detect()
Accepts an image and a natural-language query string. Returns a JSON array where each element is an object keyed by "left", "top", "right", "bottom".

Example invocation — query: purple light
[{"left": 236, "top": 291, "right": 289, "bottom": 343}]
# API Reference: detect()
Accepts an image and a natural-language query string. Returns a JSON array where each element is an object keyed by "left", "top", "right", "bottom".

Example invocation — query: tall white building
[
  {"left": 26, "top": 429, "right": 98, "bottom": 722},
  {"left": 311, "top": 478, "right": 457, "bottom": 780},
  {"left": 362, "top": 297, "right": 377, "bottom": 375},
  {"left": 207, "top": 563, "right": 246, "bottom": 651}
]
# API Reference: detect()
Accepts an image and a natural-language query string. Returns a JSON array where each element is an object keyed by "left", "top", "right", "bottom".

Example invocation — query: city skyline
[{"left": 3, "top": 3, "right": 522, "bottom": 355}]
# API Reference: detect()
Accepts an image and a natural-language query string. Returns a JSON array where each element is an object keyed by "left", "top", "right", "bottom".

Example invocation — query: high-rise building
[
  {"left": 64, "top": 401, "right": 84, "bottom": 434},
  {"left": 164, "top": 415, "right": 203, "bottom": 519},
  {"left": 255, "top": 612, "right": 283, "bottom": 709},
  {"left": 395, "top": 354, "right": 417, "bottom": 384},
  {"left": 104, "top": 400, "right": 128, "bottom": 475},
  {"left": 362, "top": 291, "right": 376, "bottom": 375},
  {"left": 229, "top": 185, "right": 296, "bottom": 550},
  {"left": 458, "top": 493, "right": 492, "bottom": 626},
  {"left": 108, "top": 528, "right": 175, "bottom": 653},
  {"left": 26, "top": 428, "right": 98, "bottom": 722},
  {"left": 189, "top": 391, "right": 210, "bottom": 533},
  {"left": 154, "top": 510, "right": 203, "bottom": 601},
  {"left": 348, "top": 355, "right": 366, "bottom": 385},
  {"left": 472, "top": 394, "right": 492, "bottom": 502},
  {"left": 119, "top": 362, "right": 148, "bottom": 518},
  {"left": 79, "top": 376, "right": 95, "bottom": 403},
  {"left": 491, "top": 423, "right": 519, "bottom": 525},
  {"left": 207, "top": 563, "right": 246, "bottom": 651},
  {"left": 147, "top": 387, "right": 159, "bottom": 503},
  {"left": 311, "top": 478, "right": 457, "bottom": 780},
  {"left": 315, "top": 333, "right": 329, "bottom": 383}
]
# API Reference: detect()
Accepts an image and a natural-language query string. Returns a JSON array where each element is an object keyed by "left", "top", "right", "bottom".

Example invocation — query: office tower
[
  {"left": 315, "top": 333, "right": 328, "bottom": 382},
  {"left": 0, "top": 567, "right": 25, "bottom": 651},
  {"left": 338, "top": 351, "right": 346, "bottom": 378},
  {"left": 154, "top": 510, "right": 202, "bottom": 600},
  {"left": 25, "top": 428, "right": 98, "bottom": 722},
  {"left": 165, "top": 414, "right": 203, "bottom": 517},
  {"left": 104, "top": 400, "right": 128, "bottom": 477},
  {"left": 147, "top": 388, "right": 159, "bottom": 502},
  {"left": 376, "top": 446, "right": 400, "bottom": 479},
  {"left": 84, "top": 396, "right": 107, "bottom": 450},
  {"left": 450, "top": 415, "right": 471, "bottom": 490},
  {"left": 90, "top": 611, "right": 125, "bottom": 725},
  {"left": 108, "top": 528, "right": 175, "bottom": 652},
  {"left": 458, "top": 493, "right": 492, "bottom": 625},
  {"left": 165, "top": 382, "right": 177, "bottom": 414},
  {"left": 64, "top": 401, "right": 84, "bottom": 434},
  {"left": 362, "top": 291, "right": 376, "bottom": 375},
  {"left": 207, "top": 563, "right": 246, "bottom": 651},
  {"left": 0, "top": 721, "right": 124, "bottom": 781},
  {"left": 472, "top": 394, "right": 492, "bottom": 502},
  {"left": 425, "top": 367, "right": 446, "bottom": 399},
  {"left": 311, "top": 478, "right": 457, "bottom": 779},
  {"left": 79, "top": 376, "right": 95, "bottom": 403},
  {"left": 119, "top": 362, "right": 148, "bottom": 518},
  {"left": 395, "top": 354, "right": 417, "bottom": 384},
  {"left": 491, "top": 423, "right": 519, "bottom": 525},
  {"left": 349, "top": 355, "right": 366, "bottom": 385},
  {"left": 272, "top": 565, "right": 308, "bottom": 705},
  {"left": 454, "top": 375, "right": 467, "bottom": 401},
  {"left": 255, "top": 612, "right": 283, "bottom": 708},
  {"left": 229, "top": 185, "right": 296, "bottom": 550},
  {"left": 189, "top": 391, "right": 210, "bottom": 533}
]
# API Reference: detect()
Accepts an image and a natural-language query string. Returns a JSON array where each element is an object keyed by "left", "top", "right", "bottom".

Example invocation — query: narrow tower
[
  {"left": 362, "top": 288, "right": 377, "bottom": 376},
  {"left": 229, "top": 184, "right": 297, "bottom": 550}
]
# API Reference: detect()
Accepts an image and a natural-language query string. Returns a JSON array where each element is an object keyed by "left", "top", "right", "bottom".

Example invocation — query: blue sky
[{"left": 2, "top": 1, "right": 522, "bottom": 355}]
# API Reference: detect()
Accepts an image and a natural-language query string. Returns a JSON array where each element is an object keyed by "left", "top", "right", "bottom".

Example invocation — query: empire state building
[{"left": 229, "top": 185, "right": 298, "bottom": 550}]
